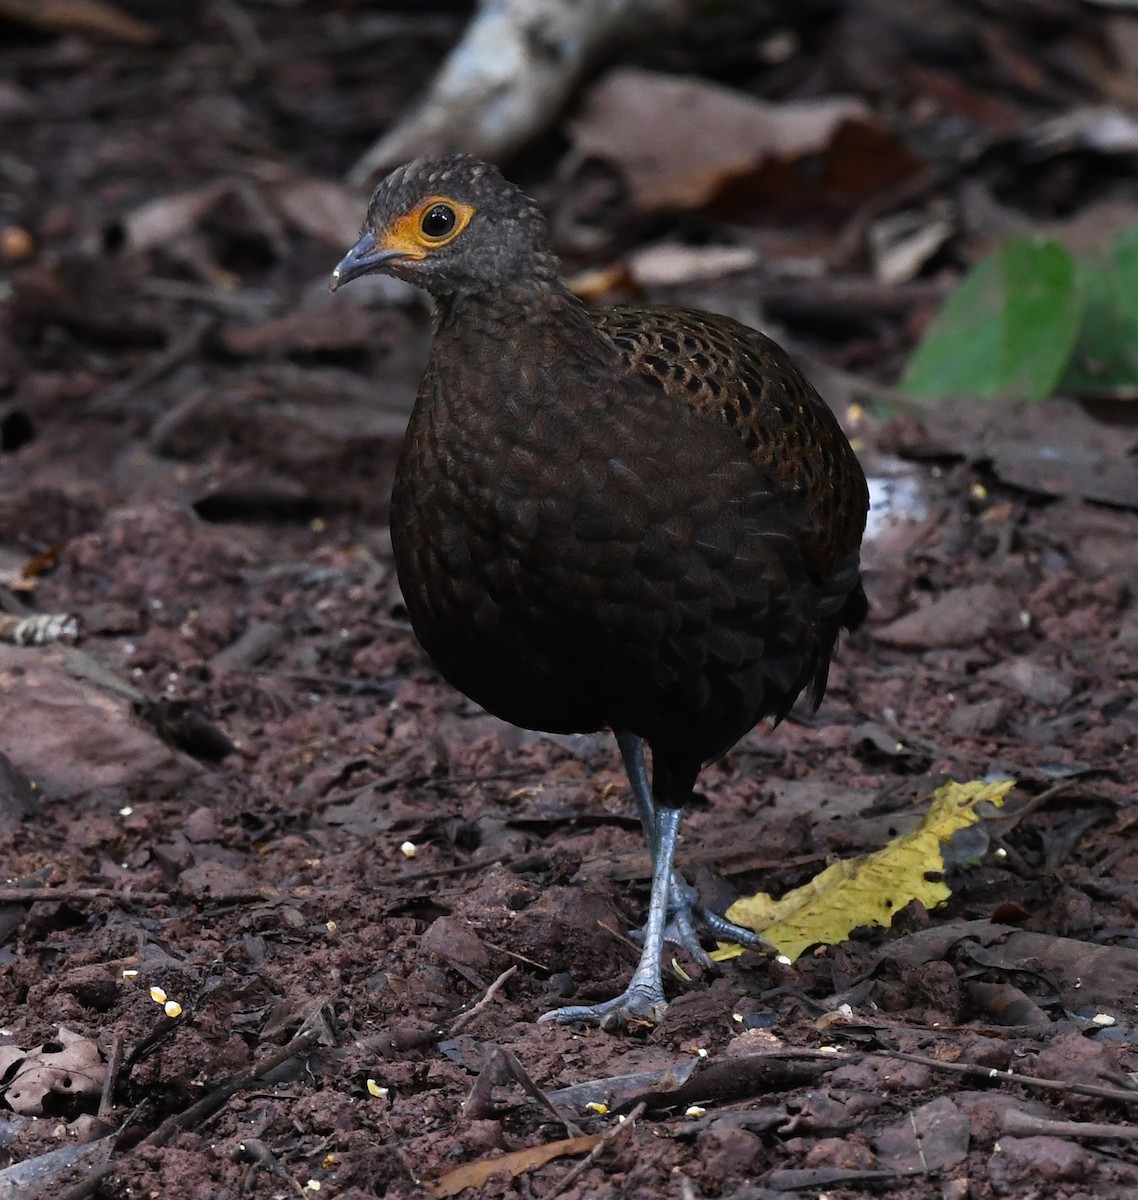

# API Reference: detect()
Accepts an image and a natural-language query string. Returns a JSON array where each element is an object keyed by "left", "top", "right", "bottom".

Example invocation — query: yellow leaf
[{"left": 717, "top": 779, "right": 1014, "bottom": 964}]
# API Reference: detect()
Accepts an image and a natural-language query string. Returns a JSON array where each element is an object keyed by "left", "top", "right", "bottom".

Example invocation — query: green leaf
[
  {"left": 901, "top": 236, "right": 1082, "bottom": 401},
  {"left": 1061, "top": 225, "right": 1138, "bottom": 397}
]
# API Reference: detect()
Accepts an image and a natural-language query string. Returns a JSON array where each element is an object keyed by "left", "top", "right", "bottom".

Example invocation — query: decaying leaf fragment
[
  {"left": 429, "top": 1134, "right": 604, "bottom": 1198},
  {"left": 0, "top": 0, "right": 157, "bottom": 43},
  {"left": 0, "top": 611, "right": 79, "bottom": 646},
  {"left": 570, "top": 67, "right": 871, "bottom": 214},
  {"left": 719, "top": 779, "right": 1015, "bottom": 964},
  {"left": 0, "top": 1026, "right": 106, "bottom": 1116}
]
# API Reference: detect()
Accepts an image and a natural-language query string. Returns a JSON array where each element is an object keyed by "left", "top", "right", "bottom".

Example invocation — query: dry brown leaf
[
  {"left": 569, "top": 67, "right": 868, "bottom": 213},
  {"left": 218, "top": 301, "right": 374, "bottom": 359},
  {"left": 125, "top": 176, "right": 366, "bottom": 257},
  {"left": 898, "top": 398, "right": 1138, "bottom": 511},
  {"left": 995, "top": 932, "right": 1138, "bottom": 1010},
  {"left": 872, "top": 582, "right": 1020, "bottom": 649},
  {"left": 869, "top": 206, "right": 954, "bottom": 285},
  {"left": 566, "top": 263, "right": 635, "bottom": 301},
  {"left": 875, "top": 1096, "right": 971, "bottom": 1172},
  {"left": 0, "top": 643, "right": 195, "bottom": 799},
  {"left": 1, "top": 1027, "right": 105, "bottom": 1116},
  {"left": 123, "top": 182, "right": 233, "bottom": 253},
  {"left": 0, "top": 1045, "right": 24, "bottom": 1077},
  {"left": 270, "top": 178, "right": 368, "bottom": 249},
  {"left": 0, "top": 0, "right": 157, "bottom": 43},
  {"left": 429, "top": 1134, "right": 604, "bottom": 1198}
]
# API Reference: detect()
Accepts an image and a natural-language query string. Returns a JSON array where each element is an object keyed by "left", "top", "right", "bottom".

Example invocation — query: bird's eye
[{"left": 420, "top": 203, "right": 457, "bottom": 240}]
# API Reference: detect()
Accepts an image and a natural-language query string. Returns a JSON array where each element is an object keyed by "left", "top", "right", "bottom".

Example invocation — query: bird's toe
[{"left": 537, "top": 984, "right": 667, "bottom": 1029}]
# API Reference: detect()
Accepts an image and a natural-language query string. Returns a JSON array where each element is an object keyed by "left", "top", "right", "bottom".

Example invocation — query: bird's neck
[
  {"left": 430, "top": 281, "right": 608, "bottom": 407},
  {"left": 435, "top": 276, "right": 590, "bottom": 335}
]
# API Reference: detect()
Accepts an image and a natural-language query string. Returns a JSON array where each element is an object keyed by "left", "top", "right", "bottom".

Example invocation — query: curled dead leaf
[
  {"left": 429, "top": 1134, "right": 604, "bottom": 1198},
  {"left": 0, "top": 1026, "right": 105, "bottom": 1116}
]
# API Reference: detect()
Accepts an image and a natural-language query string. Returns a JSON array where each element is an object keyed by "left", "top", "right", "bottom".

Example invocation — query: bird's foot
[
  {"left": 537, "top": 981, "right": 667, "bottom": 1031},
  {"left": 650, "top": 908, "right": 716, "bottom": 970},
  {"left": 630, "top": 874, "right": 775, "bottom": 968},
  {"left": 696, "top": 906, "right": 776, "bottom": 952}
]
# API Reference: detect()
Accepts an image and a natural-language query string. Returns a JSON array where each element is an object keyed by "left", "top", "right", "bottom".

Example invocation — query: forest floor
[{"left": 2, "top": 2, "right": 1138, "bottom": 1198}]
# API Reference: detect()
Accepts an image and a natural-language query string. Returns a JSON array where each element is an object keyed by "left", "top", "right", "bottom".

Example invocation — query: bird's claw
[
  {"left": 629, "top": 874, "right": 774, "bottom": 967},
  {"left": 630, "top": 910, "right": 714, "bottom": 968},
  {"left": 697, "top": 907, "right": 777, "bottom": 954},
  {"left": 537, "top": 983, "right": 667, "bottom": 1029}
]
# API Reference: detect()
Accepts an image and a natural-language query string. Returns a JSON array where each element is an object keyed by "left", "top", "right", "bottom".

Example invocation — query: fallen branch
[
  {"left": 0, "top": 886, "right": 268, "bottom": 905},
  {"left": 347, "top": 0, "right": 699, "bottom": 184},
  {"left": 1002, "top": 1109, "right": 1138, "bottom": 1140}
]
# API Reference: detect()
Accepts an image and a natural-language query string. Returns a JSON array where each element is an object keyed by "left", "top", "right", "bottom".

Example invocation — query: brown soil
[{"left": 2, "top": 5, "right": 1137, "bottom": 1199}]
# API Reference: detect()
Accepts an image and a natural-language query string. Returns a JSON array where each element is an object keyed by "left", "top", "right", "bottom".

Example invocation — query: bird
[{"left": 330, "top": 154, "right": 869, "bottom": 1029}]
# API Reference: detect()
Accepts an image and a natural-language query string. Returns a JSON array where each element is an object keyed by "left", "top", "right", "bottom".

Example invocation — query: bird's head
[{"left": 330, "top": 154, "right": 557, "bottom": 299}]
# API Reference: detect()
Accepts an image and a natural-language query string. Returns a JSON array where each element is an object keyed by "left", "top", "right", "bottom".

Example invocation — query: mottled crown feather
[{"left": 365, "top": 154, "right": 541, "bottom": 227}]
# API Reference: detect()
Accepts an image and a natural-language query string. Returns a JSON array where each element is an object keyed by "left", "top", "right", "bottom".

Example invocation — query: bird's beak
[{"left": 329, "top": 230, "right": 410, "bottom": 291}]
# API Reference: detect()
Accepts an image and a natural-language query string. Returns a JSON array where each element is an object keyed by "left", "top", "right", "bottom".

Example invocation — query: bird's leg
[
  {"left": 617, "top": 730, "right": 704, "bottom": 960},
  {"left": 539, "top": 736, "right": 774, "bottom": 1027},
  {"left": 617, "top": 731, "right": 772, "bottom": 963},
  {"left": 538, "top": 801, "right": 681, "bottom": 1028},
  {"left": 617, "top": 728, "right": 658, "bottom": 854}
]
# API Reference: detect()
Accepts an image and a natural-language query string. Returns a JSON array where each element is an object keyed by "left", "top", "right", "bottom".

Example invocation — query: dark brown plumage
[{"left": 331, "top": 154, "right": 869, "bottom": 1028}]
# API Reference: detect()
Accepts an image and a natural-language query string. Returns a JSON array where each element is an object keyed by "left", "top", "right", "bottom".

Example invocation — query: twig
[
  {"left": 1002, "top": 1109, "right": 1138, "bottom": 1141},
  {"left": 121, "top": 1008, "right": 191, "bottom": 1082},
  {"left": 448, "top": 966, "right": 518, "bottom": 1036},
  {"left": 98, "top": 1036, "right": 123, "bottom": 1122},
  {"left": 597, "top": 919, "right": 646, "bottom": 955},
  {"left": 594, "top": 919, "right": 697, "bottom": 985},
  {"left": 988, "top": 779, "right": 1079, "bottom": 837},
  {"left": 0, "top": 886, "right": 275, "bottom": 906},
  {"left": 1099, "top": 1071, "right": 1138, "bottom": 1094},
  {"left": 232, "top": 1138, "right": 308, "bottom": 1196},
  {"left": 90, "top": 312, "right": 213, "bottom": 413},
  {"left": 480, "top": 939, "right": 550, "bottom": 972},
  {"left": 138, "top": 277, "right": 278, "bottom": 315},
  {"left": 541, "top": 1102, "right": 646, "bottom": 1200},
  {"left": 0, "top": 887, "right": 176, "bottom": 904},
  {"left": 873, "top": 1048, "right": 1138, "bottom": 1107},
  {"left": 46, "top": 1008, "right": 331, "bottom": 1200},
  {"left": 392, "top": 854, "right": 508, "bottom": 884},
  {"left": 463, "top": 1047, "right": 583, "bottom": 1135},
  {"left": 148, "top": 1026, "right": 326, "bottom": 1150}
]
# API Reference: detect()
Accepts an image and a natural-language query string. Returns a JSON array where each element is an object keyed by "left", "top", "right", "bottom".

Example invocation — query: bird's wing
[{"left": 593, "top": 305, "right": 869, "bottom": 589}]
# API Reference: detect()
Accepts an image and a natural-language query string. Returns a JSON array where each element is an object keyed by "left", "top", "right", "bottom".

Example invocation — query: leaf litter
[{"left": 1, "top": 3, "right": 1138, "bottom": 1199}]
